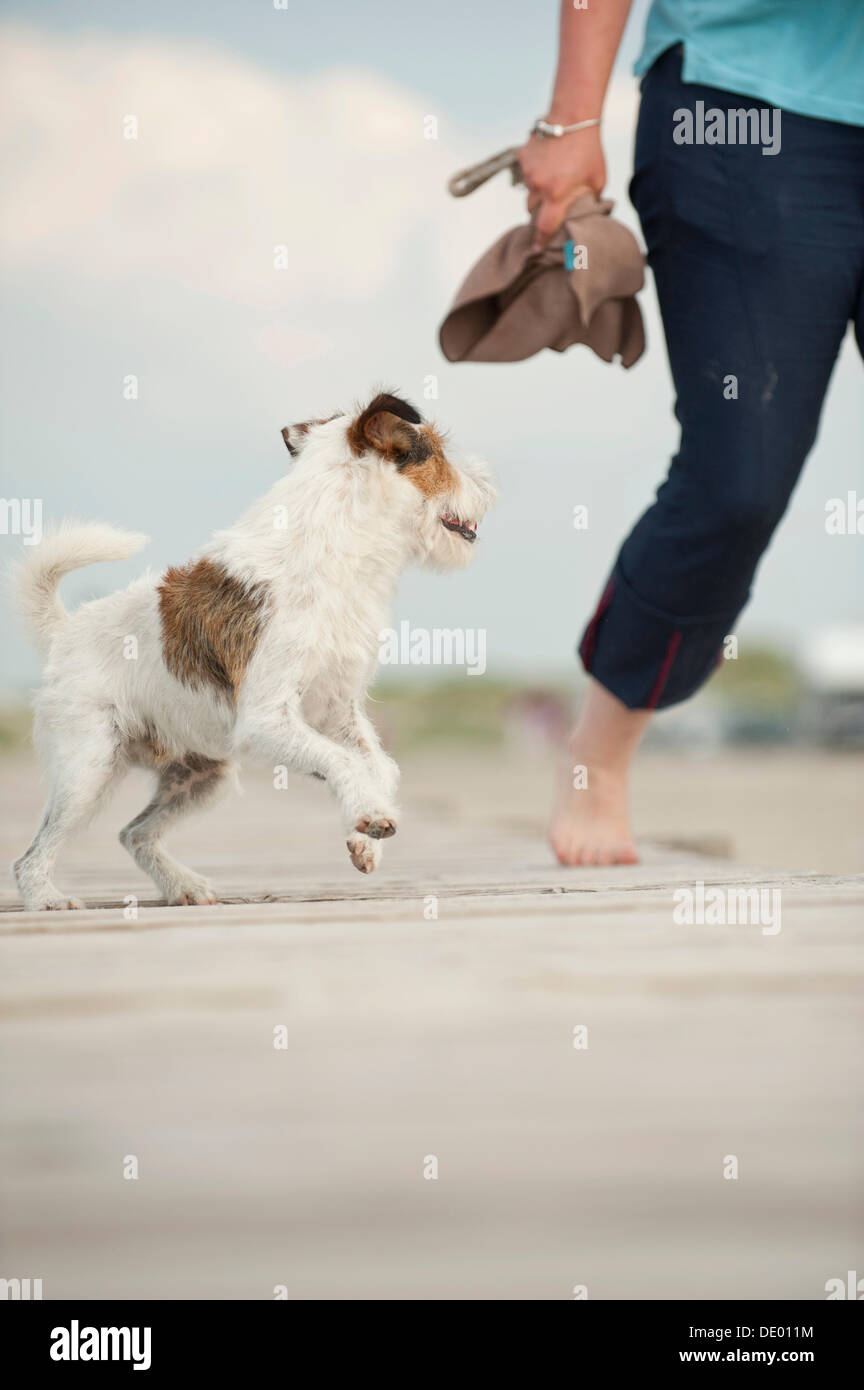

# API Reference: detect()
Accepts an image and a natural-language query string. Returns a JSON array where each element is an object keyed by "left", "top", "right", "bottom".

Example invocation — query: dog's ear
[
  {"left": 347, "top": 391, "right": 423, "bottom": 461},
  {"left": 281, "top": 415, "right": 340, "bottom": 459},
  {"left": 281, "top": 425, "right": 300, "bottom": 457},
  {"left": 281, "top": 421, "right": 321, "bottom": 458}
]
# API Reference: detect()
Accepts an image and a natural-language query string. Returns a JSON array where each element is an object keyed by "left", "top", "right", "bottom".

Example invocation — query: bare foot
[
  {"left": 550, "top": 745, "right": 638, "bottom": 866},
  {"left": 549, "top": 678, "right": 651, "bottom": 867}
]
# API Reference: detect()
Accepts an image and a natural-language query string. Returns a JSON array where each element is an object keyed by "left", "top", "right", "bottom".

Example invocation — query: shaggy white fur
[{"left": 12, "top": 395, "right": 495, "bottom": 910}]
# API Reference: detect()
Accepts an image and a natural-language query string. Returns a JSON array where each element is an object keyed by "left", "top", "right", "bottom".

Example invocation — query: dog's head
[{"left": 280, "top": 391, "right": 495, "bottom": 571}]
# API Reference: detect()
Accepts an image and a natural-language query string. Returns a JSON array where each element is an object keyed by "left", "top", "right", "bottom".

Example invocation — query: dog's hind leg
[
  {"left": 119, "top": 757, "right": 228, "bottom": 906},
  {"left": 14, "top": 710, "right": 124, "bottom": 911}
]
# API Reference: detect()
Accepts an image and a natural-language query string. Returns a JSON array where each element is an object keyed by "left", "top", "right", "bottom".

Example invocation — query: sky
[{"left": 1, "top": 0, "right": 862, "bottom": 691}]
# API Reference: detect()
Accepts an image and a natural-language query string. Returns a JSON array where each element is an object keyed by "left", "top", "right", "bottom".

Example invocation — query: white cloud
[
  {"left": 0, "top": 24, "right": 469, "bottom": 306},
  {"left": 0, "top": 24, "right": 643, "bottom": 316}
]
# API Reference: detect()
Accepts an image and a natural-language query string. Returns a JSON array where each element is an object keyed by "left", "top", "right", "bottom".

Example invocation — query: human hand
[{"left": 517, "top": 127, "right": 607, "bottom": 251}]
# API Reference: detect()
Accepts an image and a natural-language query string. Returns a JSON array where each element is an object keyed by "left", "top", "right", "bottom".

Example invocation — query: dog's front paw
[
  {"left": 346, "top": 832, "right": 383, "bottom": 874},
  {"left": 28, "top": 893, "right": 85, "bottom": 912},
  {"left": 165, "top": 875, "right": 218, "bottom": 907},
  {"left": 354, "top": 814, "right": 397, "bottom": 840}
]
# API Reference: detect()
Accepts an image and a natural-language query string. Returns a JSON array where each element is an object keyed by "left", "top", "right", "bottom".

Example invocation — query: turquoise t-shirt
[{"left": 635, "top": 0, "right": 864, "bottom": 127}]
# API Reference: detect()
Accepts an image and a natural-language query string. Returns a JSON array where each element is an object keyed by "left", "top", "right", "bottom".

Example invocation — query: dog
[{"left": 12, "top": 391, "right": 495, "bottom": 910}]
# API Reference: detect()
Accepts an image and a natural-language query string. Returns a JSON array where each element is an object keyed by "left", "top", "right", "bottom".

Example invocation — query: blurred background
[
  {"left": 1, "top": 0, "right": 862, "bottom": 869},
  {"left": 1, "top": 0, "right": 863, "bottom": 1307}
]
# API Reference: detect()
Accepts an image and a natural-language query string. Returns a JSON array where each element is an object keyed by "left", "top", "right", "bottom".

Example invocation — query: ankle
[
  {"left": 566, "top": 729, "right": 632, "bottom": 778},
  {"left": 567, "top": 679, "right": 652, "bottom": 770}
]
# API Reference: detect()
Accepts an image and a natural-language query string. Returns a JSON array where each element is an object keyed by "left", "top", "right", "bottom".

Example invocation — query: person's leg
[
  {"left": 551, "top": 678, "right": 649, "bottom": 865},
  {"left": 552, "top": 45, "right": 864, "bottom": 864}
]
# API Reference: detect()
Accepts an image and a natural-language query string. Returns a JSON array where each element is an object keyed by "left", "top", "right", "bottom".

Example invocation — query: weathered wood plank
[{"left": 1, "top": 751, "right": 862, "bottom": 1299}]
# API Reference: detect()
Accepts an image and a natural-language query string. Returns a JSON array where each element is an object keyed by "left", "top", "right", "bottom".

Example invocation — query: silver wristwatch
[{"left": 531, "top": 116, "right": 601, "bottom": 139}]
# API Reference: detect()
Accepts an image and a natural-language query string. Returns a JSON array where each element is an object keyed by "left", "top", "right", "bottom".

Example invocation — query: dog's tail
[{"left": 14, "top": 522, "right": 149, "bottom": 650}]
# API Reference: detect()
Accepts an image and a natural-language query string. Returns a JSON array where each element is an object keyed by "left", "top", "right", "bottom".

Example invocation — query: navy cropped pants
[{"left": 579, "top": 46, "right": 864, "bottom": 709}]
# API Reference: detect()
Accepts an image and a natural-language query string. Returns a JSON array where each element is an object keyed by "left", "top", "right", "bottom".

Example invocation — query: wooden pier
[{"left": 1, "top": 749, "right": 862, "bottom": 1299}]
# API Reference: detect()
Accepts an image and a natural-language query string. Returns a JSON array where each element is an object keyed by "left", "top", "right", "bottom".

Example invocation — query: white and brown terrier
[{"left": 13, "top": 392, "right": 495, "bottom": 911}]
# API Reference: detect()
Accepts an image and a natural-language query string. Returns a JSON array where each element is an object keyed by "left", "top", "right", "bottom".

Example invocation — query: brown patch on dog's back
[{"left": 158, "top": 558, "right": 269, "bottom": 700}]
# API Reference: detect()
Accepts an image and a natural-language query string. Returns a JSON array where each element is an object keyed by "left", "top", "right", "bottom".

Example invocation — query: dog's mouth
[{"left": 440, "top": 513, "right": 477, "bottom": 543}]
